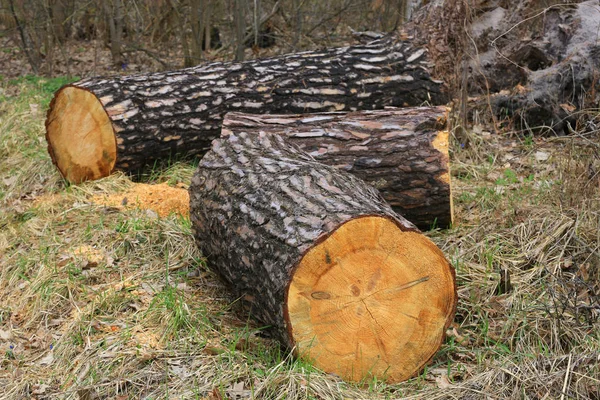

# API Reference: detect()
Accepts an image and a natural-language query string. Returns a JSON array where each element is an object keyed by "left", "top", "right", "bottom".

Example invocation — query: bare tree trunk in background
[
  {"left": 292, "top": 0, "right": 301, "bottom": 50},
  {"left": 398, "top": 0, "right": 408, "bottom": 23},
  {"left": 8, "top": 0, "right": 41, "bottom": 73},
  {"left": 397, "top": 0, "right": 424, "bottom": 23},
  {"left": 169, "top": 0, "right": 193, "bottom": 67},
  {"left": 150, "top": 1, "right": 178, "bottom": 44},
  {"left": 203, "top": 0, "right": 212, "bottom": 50},
  {"left": 233, "top": 0, "right": 246, "bottom": 61},
  {"left": 48, "top": 0, "right": 67, "bottom": 43},
  {"left": 189, "top": 0, "right": 206, "bottom": 64},
  {"left": 253, "top": 0, "right": 260, "bottom": 46},
  {"left": 44, "top": 1, "right": 55, "bottom": 75},
  {"left": 103, "top": 0, "right": 124, "bottom": 67}
]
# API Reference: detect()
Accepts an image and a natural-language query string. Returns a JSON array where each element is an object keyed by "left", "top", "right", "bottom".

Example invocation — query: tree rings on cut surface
[
  {"left": 287, "top": 216, "right": 456, "bottom": 383},
  {"left": 45, "top": 86, "right": 116, "bottom": 183}
]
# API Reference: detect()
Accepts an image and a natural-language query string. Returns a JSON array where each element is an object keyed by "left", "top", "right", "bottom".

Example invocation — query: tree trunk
[
  {"left": 233, "top": 0, "right": 246, "bottom": 61},
  {"left": 222, "top": 107, "right": 453, "bottom": 230},
  {"left": 189, "top": 130, "right": 457, "bottom": 383},
  {"left": 103, "top": 0, "right": 124, "bottom": 68},
  {"left": 8, "top": 0, "right": 41, "bottom": 73},
  {"left": 189, "top": 0, "right": 206, "bottom": 64},
  {"left": 45, "top": 34, "right": 447, "bottom": 183}
]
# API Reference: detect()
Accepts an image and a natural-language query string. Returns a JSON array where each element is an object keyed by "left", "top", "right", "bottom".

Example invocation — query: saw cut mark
[{"left": 287, "top": 216, "right": 456, "bottom": 383}]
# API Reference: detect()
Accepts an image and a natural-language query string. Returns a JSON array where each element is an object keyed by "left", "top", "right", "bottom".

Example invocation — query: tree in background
[{"left": 0, "top": 0, "right": 421, "bottom": 73}]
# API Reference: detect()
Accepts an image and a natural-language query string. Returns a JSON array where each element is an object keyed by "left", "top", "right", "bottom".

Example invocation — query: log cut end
[
  {"left": 45, "top": 86, "right": 116, "bottom": 183},
  {"left": 286, "top": 216, "right": 456, "bottom": 383},
  {"left": 430, "top": 127, "right": 454, "bottom": 228}
]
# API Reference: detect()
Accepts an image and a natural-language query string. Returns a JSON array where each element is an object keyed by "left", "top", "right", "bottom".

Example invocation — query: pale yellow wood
[
  {"left": 431, "top": 129, "right": 449, "bottom": 184},
  {"left": 287, "top": 216, "right": 456, "bottom": 383},
  {"left": 46, "top": 86, "right": 116, "bottom": 183},
  {"left": 431, "top": 126, "right": 454, "bottom": 226}
]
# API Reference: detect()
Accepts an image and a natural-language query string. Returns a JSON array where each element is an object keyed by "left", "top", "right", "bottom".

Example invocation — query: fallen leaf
[
  {"left": 435, "top": 373, "right": 452, "bottom": 389},
  {"left": 78, "top": 388, "right": 100, "bottom": 400},
  {"left": 514, "top": 84, "right": 528, "bottom": 94},
  {"left": 32, "top": 384, "right": 49, "bottom": 395},
  {"left": 446, "top": 326, "right": 468, "bottom": 345},
  {"left": 2, "top": 176, "right": 17, "bottom": 187},
  {"left": 209, "top": 388, "right": 224, "bottom": 400},
  {"left": 535, "top": 151, "right": 550, "bottom": 161},
  {"left": 0, "top": 329, "right": 14, "bottom": 340},
  {"left": 227, "top": 381, "right": 250, "bottom": 399},
  {"left": 146, "top": 209, "right": 159, "bottom": 219},
  {"left": 170, "top": 363, "right": 187, "bottom": 378},
  {"left": 38, "top": 350, "right": 54, "bottom": 365},
  {"left": 560, "top": 103, "right": 576, "bottom": 113}
]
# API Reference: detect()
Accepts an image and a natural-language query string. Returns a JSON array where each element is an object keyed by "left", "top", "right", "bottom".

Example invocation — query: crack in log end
[
  {"left": 45, "top": 86, "right": 116, "bottom": 182},
  {"left": 364, "top": 301, "right": 390, "bottom": 364},
  {"left": 366, "top": 276, "right": 430, "bottom": 298},
  {"left": 287, "top": 216, "right": 456, "bottom": 383}
]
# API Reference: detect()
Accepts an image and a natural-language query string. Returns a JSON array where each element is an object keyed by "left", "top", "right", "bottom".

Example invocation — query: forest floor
[{"left": 1, "top": 61, "right": 600, "bottom": 398}]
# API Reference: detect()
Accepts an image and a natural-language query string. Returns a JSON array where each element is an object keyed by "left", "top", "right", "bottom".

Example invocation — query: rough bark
[
  {"left": 189, "top": 131, "right": 457, "bottom": 383},
  {"left": 410, "top": 0, "right": 600, "bottom": 134},
  {"left": 222, "top": 107, "right": 452, "bottom": 230},
  {"left": 44, "top": 33, "right": 447, "bottom": 183}
]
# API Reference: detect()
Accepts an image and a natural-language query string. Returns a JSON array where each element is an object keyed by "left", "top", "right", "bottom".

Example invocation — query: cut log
[
  {"left": 44, "top": 34, "right": 447, "bottom": 183},
  {"left": 189, "top": 131, "right": 457, "bottom": 383},
  {"left": 222, "top": 107, "right": 452, "bottom": 230}
]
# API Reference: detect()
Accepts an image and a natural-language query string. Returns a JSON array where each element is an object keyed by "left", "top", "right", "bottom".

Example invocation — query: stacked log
[
  {"left": 222, "top": 107, "right": 452, "bottom": 229},
  {"left": 189, "top": 131, "right": 457, "bottom": 383},
  {"left": 44, "top": 34, "right": 446, "bottom": 183}
]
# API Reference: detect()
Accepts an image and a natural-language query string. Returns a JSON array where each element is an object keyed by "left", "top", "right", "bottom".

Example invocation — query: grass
[{"left": 1, "top": 77, "right": 599, "bottom": 399}]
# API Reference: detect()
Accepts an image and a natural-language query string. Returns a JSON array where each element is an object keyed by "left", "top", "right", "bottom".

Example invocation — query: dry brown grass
[{"left": 1, "top": 77, "right": 599, "bottom": 399}]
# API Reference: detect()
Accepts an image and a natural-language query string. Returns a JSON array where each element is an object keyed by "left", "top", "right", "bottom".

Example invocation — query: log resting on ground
[
  {"left": 44, "top": 34, "right": 447, "bottom": 183},
  {"left": 222, "top": 107, "right": 453, "bottom": 230},
  {"left": 189, "top": 131, "right": 457, "bottom": 383}
]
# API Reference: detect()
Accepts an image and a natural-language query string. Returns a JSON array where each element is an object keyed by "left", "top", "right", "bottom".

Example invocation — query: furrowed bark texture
[
  {"left": 189, "top": 131, "right": 457, "bottom": 383},
  {"left": 190, "top": 131, "right": 412, "bottom": 345},
  {"left": 45, "top": 34, "right": 447, "bottom": 183},
  {"left": 222, "top": 107, "right": 452, "bottom": 229}
]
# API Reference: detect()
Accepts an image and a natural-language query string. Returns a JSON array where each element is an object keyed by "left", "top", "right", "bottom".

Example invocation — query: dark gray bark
[
  {"left": 222, "top": 107, "right": 452, "bottom": 229},
  {"left": 189, "top": 131, "right": 416, "bottom": 347},
  {"left": 50, "top": 33, "right": 447, "bottom": 175}
]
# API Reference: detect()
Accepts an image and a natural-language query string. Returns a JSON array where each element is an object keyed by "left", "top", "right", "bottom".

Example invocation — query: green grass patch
[{"left": 1, "top": 76, "right": 599, "bottom": 399}]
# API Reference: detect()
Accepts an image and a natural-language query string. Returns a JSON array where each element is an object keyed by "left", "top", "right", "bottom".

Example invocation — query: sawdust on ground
[{"left": 92, "top": 182, "right": 190, "bottom": 218}]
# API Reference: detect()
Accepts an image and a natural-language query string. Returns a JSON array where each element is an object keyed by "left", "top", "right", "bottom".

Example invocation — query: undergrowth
[{"left": 0, "top": 78, "right": 599, "bottom": 399}]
